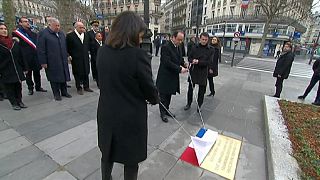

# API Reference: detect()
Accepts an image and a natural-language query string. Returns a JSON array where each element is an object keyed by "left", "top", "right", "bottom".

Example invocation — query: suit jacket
[
  {"left": 66, "top": 31, "right": 90, "bottom": 76},
  {"left": 156, "top": 40, "right": 186, "bottom": 94},
  {"left": 208, "top": 46, "right": 219, "bottom": 77},
  {"left": 90, "top": 39, "right": 102, "bottom": 62},
  {"left": 273, "top": 51, "right": 295, "bottom": 79}
]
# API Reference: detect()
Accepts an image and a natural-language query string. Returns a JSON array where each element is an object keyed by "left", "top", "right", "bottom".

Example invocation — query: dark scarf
[{"left": 0, "top": 35, "right": 13, "bottom": 49}]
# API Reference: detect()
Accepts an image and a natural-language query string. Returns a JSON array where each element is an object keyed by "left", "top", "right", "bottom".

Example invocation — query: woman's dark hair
[
  {"left": 107, "top": 11, "right": 146, "bottom": 49},
  {"left": 211, "top": 36, "right": 221, "bottom": 48},
  {"left": 0, "top": 23, "right": 7, "bottom": 27}
]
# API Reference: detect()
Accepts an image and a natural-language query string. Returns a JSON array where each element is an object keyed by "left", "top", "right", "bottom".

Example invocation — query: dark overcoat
[
  {"left": 37, "top": 28, "right": 71, "bottom": 83},
  {"left": 0, "top": 41, "right": 27, "bottom": 83},
  {"left": 273, "top": 52, "right": 295, "bottom": 79},
  {"left": 188, "top": 44, "right": 212, "bottom": 85},
  {"left": 96, "top": 45, "right": 159, "bottom": 165},
  {"left": 89, "top": 39, "right": 101, "bottom": 63},
  {"left": 156, "top": 40, "right": 186, "bottom": 95},
  {"left": 66, "top": 31, "right": 90, "bottom": 76},
  {"left": 208, "top": 46, "right": 220, "bottom": 78},
  {"left": 12, "top": 27, "right": 40, "bottom": 71}
]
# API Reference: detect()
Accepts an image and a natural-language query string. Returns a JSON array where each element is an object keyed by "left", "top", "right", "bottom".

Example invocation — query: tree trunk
[
  {"left": 3, "top": 0, "right": 16, "bottom": 33},
  {"left": 257, "top": 20, "right": 271, "bottom": 58}
]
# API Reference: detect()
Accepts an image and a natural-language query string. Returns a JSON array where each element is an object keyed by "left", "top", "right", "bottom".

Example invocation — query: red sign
[{"left": 234, "top": 32, "right": 241, "bottom": 37}]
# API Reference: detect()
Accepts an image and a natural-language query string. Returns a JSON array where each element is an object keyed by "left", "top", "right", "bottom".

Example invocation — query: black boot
[
  {"left": 124, "top": 164, "right": 138, "bottom": 180},
  {"left": 101, "top": 160, "right": 113, "bottom": 180}
]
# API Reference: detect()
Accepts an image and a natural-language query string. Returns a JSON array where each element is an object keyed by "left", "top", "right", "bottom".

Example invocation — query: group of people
[{"left": 0, "top": 17, "right": 109, "bottom": 110}]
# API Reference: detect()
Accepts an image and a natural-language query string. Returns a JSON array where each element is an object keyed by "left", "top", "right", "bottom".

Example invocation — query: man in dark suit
[
  {"left": 37, "top": 18, "right": 72, "bottom": 101},
  {"left": 87, "top": 20, "right": 100, "bottom": 45},
  {"left": 184, "top": 32, "right": 212, "bottom": 112},
  {"left": 66, "top": 21, "right": 93, "bottom": 95},
  {"left": 89, "top": 32, "right": 103, "bottom": 87},
  {"left": 13, "top": 16, "right": 47, "bottom": 95},
  {"left": 273, "top": 42, "right": 295, "bottom": 98},
  {"left": 156, "top": 31, "right": 189, "bottom": 123}
]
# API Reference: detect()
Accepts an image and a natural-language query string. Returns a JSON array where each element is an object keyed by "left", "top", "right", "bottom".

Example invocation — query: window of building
[
  {"left": 230, "top": 6, "right": 235, "bottom": 16},
  {"left": 212, "top": 11, "right": 215, "bottom": 19},
  {"left": 203, "top": 17, "right": 206, "bottom": 24},
  {"left": 204, "top": 7, "right": 207, "bottom": 15},
  {"left": 248, "top": 24, "right": 264, "bottom": 33},
  {"left": 193, "top": 29, "right": 196, "bottom": 34},
  {"left": 254, "top": 5, "right": 261, "bottom": 16},
  {"left": 223, "top": 7, "right": 226, "bottom": 16},
  {"left": 226, "top": 24, "right": 236, "bottom": 32}
]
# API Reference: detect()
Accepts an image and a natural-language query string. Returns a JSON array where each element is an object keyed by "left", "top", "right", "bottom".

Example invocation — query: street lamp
[{"left": 140, "top": 0, "right": 153, "bottom": 56}]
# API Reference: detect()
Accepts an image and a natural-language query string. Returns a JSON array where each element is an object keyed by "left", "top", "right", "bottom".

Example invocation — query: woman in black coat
[
  {"left": 273, "top": 42, "right": 295, "bottom": 98},
  {"left": 96, "top": 11, "right": 159, "bottom": 180},
  {"left": 207, "top": 36, "right": 221, "bottom": 96},
  {"left": 0, "top": 23, "right": 28, "bottom": 110}
]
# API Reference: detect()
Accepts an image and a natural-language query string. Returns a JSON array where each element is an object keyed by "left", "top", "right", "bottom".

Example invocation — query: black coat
[
  {"left": 0, "top": 41, "right": 27, "bottom": 83},
  {"left": 12, "top": 27, "right": 40, "bottom": 71},
  {"left": 208, "top": 46, "right": 219, "bottom": 78},
  {"left": 179, "top": 42, "right": 186, "bottom": 57},
  {"left": 37, "top": 28, "right": 71, "bottom": 83},
  {"left": 273, "top": 52, "right": 295, "bottom": 79},
  {"left": 187, "top": 41, "right": 196, "bottom": 57},
  {"left": 188, "top": 44, "right": 213, "bottom": 85},
  {"left": 313, "top": 58, "right": 320, "bottom": 76},
  {"left": 87, "top": 30, "right": 96, "bottom": 44},
  {"left": 96, "top": 45, "right": 159, "bottom": 165},
  {"left": 66, "top": 31, "right": 90, "bottom": 76},
  {"left": 89, "top": 39, "right": 102, "bottom": 63},
  {"left": 156, "top": 40, "right": 186, "bottom": 94}
]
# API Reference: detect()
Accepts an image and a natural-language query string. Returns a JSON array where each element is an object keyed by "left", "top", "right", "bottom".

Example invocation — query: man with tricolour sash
[{"left": 13, "top": 16, "right": 47, "bottom": 95}]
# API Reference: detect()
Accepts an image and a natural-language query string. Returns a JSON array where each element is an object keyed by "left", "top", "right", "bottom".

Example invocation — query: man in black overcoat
[
  {"left": 66, "top": 22, "right": 93, "bottom": 95},
  {"left": 13, "top": 16, "right": 47, "bottom": 95},
  {"left": 89, "top": 32, "right": 103, "bottom": 87},
  {"left": 37, "top": 18, "right": 71, "bottom": 101},
  {"left": 184, "top": 32, "right": 213, "bottom": 112},
  {"left": 273, "top": 42, "right": 295, "bottom": 98},
  {"left": 156, "top": 31, "right": 189, "bottom": 123}
]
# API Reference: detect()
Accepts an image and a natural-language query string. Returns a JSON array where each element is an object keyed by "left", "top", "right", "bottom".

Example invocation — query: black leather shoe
[
  {"left": 12, "top": 105, "right": 21, "bottom": 110},
  {"left": 62, "top": 93, "right": 72, "bottom": 98},
  {"left": 54, "top": 96, "right": 62, "bottom": 101},
  {"left": 77, "top": 89, "right": 84, "bottom": 95},
  {"left": 28, "top": 90, "right": 34, "bottom": 95},
  {"left": 84, "top": 88, "right": 94, "bottom": 92},
  {"left": 36, "top": 88, "right": 47, "bottom": 92},
  {"left": 298, "top": 95, "right": 305, "bottom": 100},
  {"left": 18, "top": 102, "right": 28, "bottom": 108},
  {"left": 184, "top": 104, "right": 191, "bottom": 111},
  {"left": 312, "top": 101, "right": 320, "bottom": 106},
  {"left": 273, "top": 95, "right": 280, "bottom": 98},
  {"left": 207, "top": 92, "right": 215, "bottom": 97},
  {"left": 67, "top": 84, "right": 71, "bottom": 88},
  {"left": 161, "top": 116, "right": 168, "bottom": 123}
]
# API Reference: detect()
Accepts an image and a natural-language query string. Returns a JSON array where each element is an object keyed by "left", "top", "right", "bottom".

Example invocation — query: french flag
[{"left": 241, "top": 0, "right": 249, "bottom": 9}]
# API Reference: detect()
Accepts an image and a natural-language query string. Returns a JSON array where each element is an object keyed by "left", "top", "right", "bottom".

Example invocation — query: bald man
[{"left": 66, "top": 22, "right": 93, "bottom": 95}]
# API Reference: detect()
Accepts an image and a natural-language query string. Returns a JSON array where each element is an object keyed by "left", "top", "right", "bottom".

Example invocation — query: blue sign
[
  {"left": 293, "top": 32, "right": 301, "bottom": 39},
  {"left": 240, "top": 31, "right": 245, "bottom": 36},
  {"left": 272, "top": 32, "right": 279, "bottom": 37}
]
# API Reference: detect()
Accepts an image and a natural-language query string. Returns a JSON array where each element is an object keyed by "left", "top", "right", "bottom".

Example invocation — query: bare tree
[
  {"left": 2, "top": 0, "right": 16, "bottom": 33},
  {"left": 253, "top": 0, "right": 316, "bottom": 57}
]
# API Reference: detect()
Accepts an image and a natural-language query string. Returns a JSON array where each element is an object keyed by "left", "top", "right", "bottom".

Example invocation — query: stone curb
[{"left": 263, "top": 95, "right": 301, "bottom": 180}]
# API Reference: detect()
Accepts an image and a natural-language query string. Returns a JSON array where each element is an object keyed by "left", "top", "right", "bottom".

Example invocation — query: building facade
[
  {"left": 93, "top": 0, "right": 162, "bottom": 40},
  {"left": 14, "top": 0, "right": 57, "bottom": 30},
  {"left": 160, "top": 0, "right": 173, "bottom": 34},
  {"left": 183, "top": 0, "right": 312, "bottom": 56}
]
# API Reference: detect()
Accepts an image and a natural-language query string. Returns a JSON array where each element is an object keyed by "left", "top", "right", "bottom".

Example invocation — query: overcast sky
[{"left": 313, "top": 0, "right": 320, "bottom": 13}]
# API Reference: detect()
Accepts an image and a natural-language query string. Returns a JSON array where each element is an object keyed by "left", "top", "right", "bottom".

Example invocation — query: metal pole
[
  {"left": 195, "top": 0, "right": 199, "bottom": 40},
  {"left": 309, "top": 31, "right": 320, "bottom": 65},
  {"left": 140, "top": 0, "right": 152, "bottom": 55},
  {"left": 231, "top": 41, "right": 237, "bottom": 67},
  {"left": 222, "top": 20, "right": 226, "bottom": 47}
]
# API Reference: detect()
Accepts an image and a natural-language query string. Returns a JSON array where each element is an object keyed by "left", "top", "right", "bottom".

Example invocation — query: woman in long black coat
[
  {"left": 0, "top": 23, "right": 28, "bottom": 110},
  {"left": 96, "top": 11, "right": 159, "bottom": 180},
  {"left": 207, "top": 36, "right": 221, "bottom": 96}
]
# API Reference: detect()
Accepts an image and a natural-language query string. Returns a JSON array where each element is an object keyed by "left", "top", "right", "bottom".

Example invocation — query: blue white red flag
[
  {"left": 241, "top": 0, "right": 249, "bottom": 9},
  {"left": 14, "top": 28, "right": 36, "bottom": 49}
]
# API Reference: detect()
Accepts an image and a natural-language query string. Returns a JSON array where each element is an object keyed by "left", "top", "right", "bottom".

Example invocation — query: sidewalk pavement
[{"left": 0, "top": 55, "right": 315, "bottom": 180}]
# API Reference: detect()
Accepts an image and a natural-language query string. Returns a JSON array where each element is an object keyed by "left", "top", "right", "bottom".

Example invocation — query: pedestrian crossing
[{"left": 236, "top": 57, "right": 313, "bottom": 79}]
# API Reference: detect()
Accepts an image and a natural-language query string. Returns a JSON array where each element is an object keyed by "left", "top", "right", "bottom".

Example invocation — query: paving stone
[
  {"left": 235, "top": 141, "right": 267, "bottom": 180},
  {"left": 164, "top": 160, "right": 203, "bottom": 180},
  {"left": 0, "top": 129, "right": 20, "bottom": 144},
  {"left": 0, "top": 136, "right": 31, "bottom": 159},
  {"left": 200, "top": 170, "right": 225, "bottom": 180},
  {"left": 0, "top": 146, "right": 44, "bottom": 177},
  {"left": 0, "top": 121, "right": 9, "bottom": 131},
  {"left": 43, "top": 171, "right": 77, "bottom": 180},
  {"left": 0, "top": 155, "right": 58, "bottom": 180},
  {"left": 84, "top": 169, "right": 101, "bottom": 180},
  {"left": 139, "top": 149, "right": 178, "bottom": 180},
  {"left": 65, "top": 147, "right": 101, "bottom": 180}
]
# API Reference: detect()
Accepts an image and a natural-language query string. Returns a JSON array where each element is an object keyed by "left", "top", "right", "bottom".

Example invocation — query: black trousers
[
  {"left": 91, "top": 59, "right": 98, "bottom": 80},
  {"left": 0, "top": 82, "right": 4, "bottom": 98},
  {"left": 74, "top": 74, "right": 89, "bottom": 90},
  {"left": 274, "top": 77, "right": 284, "bottom": 97},
  {"left": 187, "top": 82, "right": 206, "bottom": 107},
  {"left": 207, "top": 77, "right": 215, "bottom": 94},
  {"left": 302, "top": 74, "right": 320, "bottom": 98},
  {"left": 159, "top": 93, "right": 172, "bottom": 117},
  {"left": 155, "top": 46, "right": 160, "bottom": 56},
  {"left": 3, "top": 82, "right": 22, "bottom": 106},
  {"left": 26, "top": 69, "right": 41, "bottom": 90},
  {"left": 50, "top": 82, "right": 67, "bottom": 98}
]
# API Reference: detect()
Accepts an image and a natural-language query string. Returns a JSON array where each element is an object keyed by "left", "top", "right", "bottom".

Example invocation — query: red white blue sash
[{"left": 14, "top": 29, "right": 37, "bottom": 49}]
